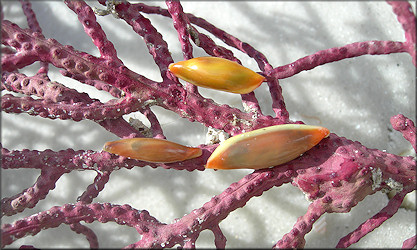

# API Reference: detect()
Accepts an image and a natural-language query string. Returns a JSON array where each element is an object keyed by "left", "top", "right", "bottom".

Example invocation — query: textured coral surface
[{"left": 1, "top": 1, "right": 416, "bottom": 248}]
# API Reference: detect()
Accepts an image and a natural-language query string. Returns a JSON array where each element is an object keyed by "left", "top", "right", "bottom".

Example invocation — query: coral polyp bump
[
  {"left": 168, "top": 57, "right": 265, "bottom": 94},
  {"left": 205, "top": 124, "right": 330, "bottom": 170},
  {"left": 103, "top": 138, "right": 202, "bottom": 163}
]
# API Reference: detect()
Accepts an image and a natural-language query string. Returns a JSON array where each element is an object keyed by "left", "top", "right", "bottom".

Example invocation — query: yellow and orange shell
[
  {"left": 168, "top": 57, "right": 265, "bottom": 94},
  {"left": 103, "top": 138, "right": 202, "bottom": 163},
  {"left": 205, "top": 124, "right": 330, "bottom": 170}
]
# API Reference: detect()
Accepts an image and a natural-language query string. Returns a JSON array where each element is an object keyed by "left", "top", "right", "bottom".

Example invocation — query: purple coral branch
[
  {"left": 132, "top": 2, "right": 269, "bottom": 116},
  {"left": 99, "top": 117, "right": 144, "bottom": 139},
  {"left": 165, "top": 1, "right": 193, "bottom": 60},
  {"left": 69, "top": 223, "right": 99, "bottom": 248},
  {"left": 1, "top": 202, "right": 162, "bottom": 248},
  {"left": 65, "top": 0, "right": 122, "bottom": 64},
  {"left": 336, "top": 187, "right": 414, "bottom": 248},
  {"left": 2, "top": 13, "right": 281, "bottom": 135},
  {"left": 116, "top": 2, "right": 174, "bottom": 82},
  {"left": 20, "top": 0, "right": 49, "bottom": 74},
  {"left": 2, "top": 71, "right": 93, "bottom": 103},
  {"left": 270, "top": 40, "right": 408, "bottom": 79},
  {"left": 211, "top": 224, "right": 227, "bottom": 249},
  {"left": 166, "top": 0, "right": 198, "bottom": 94},
  {"left": 77, "top": 171, "right": 111, "bottom": 204},
  {"left": 387, "top": 1, "right": 416, "bottom": 65},
  {"left": 274, "top": 199, "right": 326, "bottom": 248},
  {"left": 402, "top": 235, "right": 417, "bottom": 249},
  {"left": 1, "top": 93, "right": 141, "bottom": 121},
  {"left": 142, "top": 107, "right": 165, "bottom": 138},
  {"left": 391, "top": 114, "right": 416, "bottom": 152},
  {"left": 1, "top": 161, "right": 69, "bottom": 217}
]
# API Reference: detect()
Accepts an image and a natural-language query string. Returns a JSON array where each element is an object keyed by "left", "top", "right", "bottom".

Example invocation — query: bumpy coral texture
[{"left": 1, "top": 1, "right": 415, "bottom": 248}]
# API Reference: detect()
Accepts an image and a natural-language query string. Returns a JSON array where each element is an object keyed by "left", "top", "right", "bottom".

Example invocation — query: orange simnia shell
[
  {"left": 168, "top": 57, "right": 265, "bottom": 94},
  {"left": 103, "top": 138, "right": 202, "bottom": 163},
  {"left": 205, "top": 124, "right": 330, "bottom": 170}
]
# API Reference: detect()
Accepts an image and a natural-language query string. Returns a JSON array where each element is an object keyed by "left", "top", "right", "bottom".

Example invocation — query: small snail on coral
[
  {"left": 168, "top": 57, "right": 265, "bottom": 94},
  {"left": 205, "top": 124, "right": 330, "bottom": 170},
  {"left": 103, "top": 138, "right": 202, "bottom": 163}
]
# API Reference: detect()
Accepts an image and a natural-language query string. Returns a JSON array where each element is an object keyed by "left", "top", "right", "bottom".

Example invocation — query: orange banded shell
[
  {"left": 103, "top": 138, "right": 202, "bottom": 163},
  {"left": 205, "top": 124, "right": 330, "bottom": 170},
  {"left": 168, "top": 57, "right": 265, "bottom": 94}
]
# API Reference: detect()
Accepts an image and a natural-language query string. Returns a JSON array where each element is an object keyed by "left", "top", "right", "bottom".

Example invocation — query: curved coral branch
[
  {"left": 387, "top": 1, "right": 416, "bottom": 65},
  {"left": 77, "top": 171, "right": 111, "bottom": 204},
  {"left": 69, "top": 222, "right": 99, "bottom": 248},
  {"left": 274, "top": 199, "right": 326, "bottom": 248},
  {"left": 1, "top": 165, "right": 69, "bottom": 217},
  {"left": 20, "top": 0, "right": 49, "bottom": 74},
  {"left": 336, "top": 187, "right": 415, "bottom": 248},
  {"left": 166, "top": 0, "right": 199, "bottom": 94},
  {"left": 116, "top": 2, "right": 174, "bottom": 82},
  {"left": 211, "top": 224, "right": 227, "bottom": 249},
  {"left": 65, "top": 0, "right": 122, "bottom": 64},
  {"left": 390, "top": 114, "right": 416, "bottom": 152},
  {"left": 402, "top": 235, "right": 417, "bottom": 249},
  {"left": 1, "top": 202, "right": 161, "bottom": 248},
  {"left": 1, "top": 93, "right": 142, "bottom": 121},
  {"left": 269, "top": 40, "right": 408, "bottom": 79},
  {"left": 2, "top": 71, "right": 94, "bottom": 103}
]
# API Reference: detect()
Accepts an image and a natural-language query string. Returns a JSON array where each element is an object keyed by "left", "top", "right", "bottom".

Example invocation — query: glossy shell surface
[
  {"left": 205, "top": 124, "right": 330, "bottom": 170},
  {"left": 103, "top": 138, "right": 202, "bottom": 163},
  {"left": 168, "top": 57, "right": 265, "bottom": 94}
]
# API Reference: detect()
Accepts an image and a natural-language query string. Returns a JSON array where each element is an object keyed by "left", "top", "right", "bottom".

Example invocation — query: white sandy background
[{"left": 2, "top": 1, "right": 416, "bottom": 248}]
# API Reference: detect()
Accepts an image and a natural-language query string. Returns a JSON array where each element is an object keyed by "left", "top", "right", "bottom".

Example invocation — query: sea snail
[
  {"left": 205, "top": 124, "right": 330, "bottom": 170},
  {"left": 103, "top": 138, "right": 202, "bottom": 163},
  {"left": 168, "top": 57, "right": 265, "bottom": 94}
]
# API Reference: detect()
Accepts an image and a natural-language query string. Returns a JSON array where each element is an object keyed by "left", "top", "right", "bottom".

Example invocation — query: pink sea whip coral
[{"left": 1, "top": 1, "right": 415, "bottom": 248}]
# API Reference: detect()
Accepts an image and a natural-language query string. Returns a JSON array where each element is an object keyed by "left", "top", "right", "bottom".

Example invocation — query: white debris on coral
[
  {"left": 205, "top": 127, "right": 230, "bottom": 145},
  {"left": 372, "top": 168, "right": 404, "bottom": 193},
  {"left": 93, "top": 0, "right": 125, "bottom": 18},
  {"left": 385, "top": 177, "right": 403, "bottom": 193},
  {"left": 371, "top": 168, "right": 382, "bottom": 191}
]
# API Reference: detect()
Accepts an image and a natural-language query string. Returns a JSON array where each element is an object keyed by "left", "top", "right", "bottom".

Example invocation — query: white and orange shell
[
  {"left": 103, "top": 138, "right": 202, "bottom": 163},
  {"left": 168, "top": 57, "right": 265, "bottom": 94},
  {"left": 205, "top": 124, "right": 330, "bottom": 170}
]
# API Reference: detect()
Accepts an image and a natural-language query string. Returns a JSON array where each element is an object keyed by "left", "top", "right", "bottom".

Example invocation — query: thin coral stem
[
  {"left": 99, "top": 117, "right": 145, "bottom": 139},
  {"left": 116, "top": 2, "right": 174, "bottom": 82},
  {"left": 166, "top": 1, "right": 193, "bottom": 60},
  {"left": 336, "top": 188, "right": 413, "bottom": 248},
  {"left": 270, "top": 40, "right": 408, "bottom": 79},
  {"left": 402, "top": 235, "right": 417, "bottom": 249},
  {"left": 387, "top": 1, "right": 416, "bottom": 65},
  {"left": 1, "top": 48, "right": 39, "bottom": 72},
  {"left": 65, "top": 0, "right": 123, "bottom": 64},
  {"left": 267, "top": 78, "right": 289, "bottom": 121},
  {"left": 69, "top": 223, "right": 99, "bottom": 248},
  {"left": 1, "top": 93, "right": 142, "bottom": 122},
  {"left": 142, "top": 107, "right": 165, "bottom": 139},
  {"left": 211, "top": 224, "right": 227, "bottom": 249},
  {"left": 1, "top": 203, "right": 162, "bottom": 248},
  {"left": 20, "top": 0, "right": 49, "bottom": 74},
  {"left": 166, "top": 1, "right": 199, "bottom": 94},
  {"left": 2, "top": 72, "right": 94, "bottom": 103},
  {"left": 390, "top": 114, "right": 416, "bottom": 152},
  {"left": 1, "top": 167, "right": 68, "bottom": 217},
  {"left": 274, "top": 199, "right": 326, "bottom": 248},
  {"left": 77, "top": 171, "right": 111, "bottom": 204}
]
